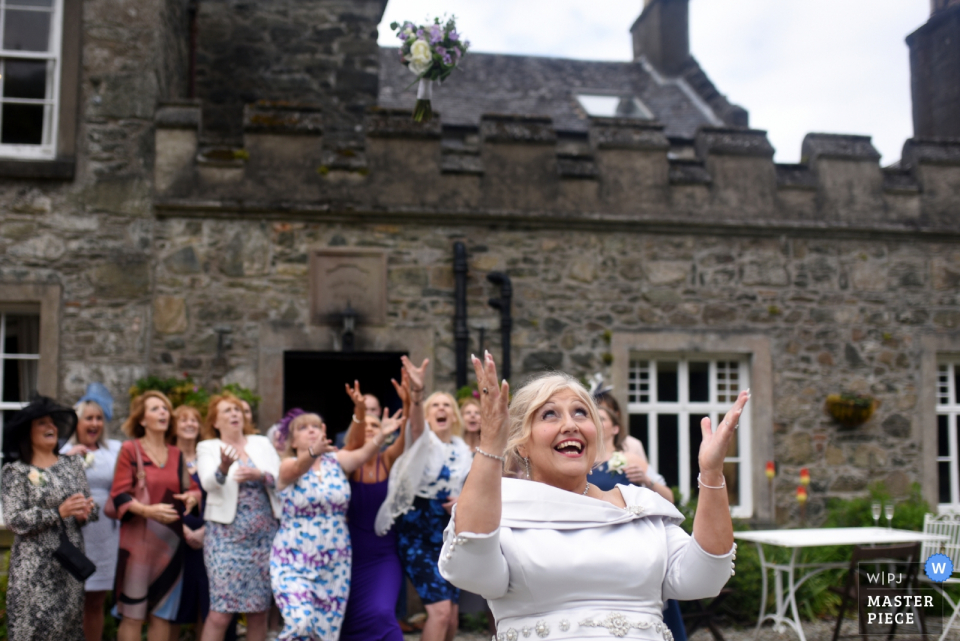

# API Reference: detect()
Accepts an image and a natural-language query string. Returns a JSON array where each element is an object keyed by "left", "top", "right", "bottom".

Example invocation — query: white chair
[{"left": 920, "top": 512, "right": 960, "bottom": 641}]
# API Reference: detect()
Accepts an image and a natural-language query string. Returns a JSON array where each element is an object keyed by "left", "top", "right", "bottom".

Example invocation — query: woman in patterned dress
[
  {"left": 60, "top": 384, "right": 122, "bottom": 641},
  {"left": 2, "top": 396, "right": 97, "bottom": 641},
  {"left": 272, "top": 409, "right": 398, "bottom": 640},
  {"left": 197, "top": 393, "right": 281, "bottom": 641},
  {"left": 375, "top": 370, "right": 472, "bottom": 641},
  {"left": 111, "top": 391, "right": 201, "bottom": 641}
]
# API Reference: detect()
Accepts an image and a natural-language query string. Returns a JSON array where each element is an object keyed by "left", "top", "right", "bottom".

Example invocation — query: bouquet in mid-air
[{"left": 390, "top": 17, "right": 469, "bottom": 122}]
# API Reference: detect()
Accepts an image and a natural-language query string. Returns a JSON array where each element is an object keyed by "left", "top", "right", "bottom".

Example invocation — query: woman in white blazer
[
  {"left": 196, "top": 393, "right": 280, "bottom": 641},
  {"left": 438, "top": 353, "right": 746, "bottom": 641}
]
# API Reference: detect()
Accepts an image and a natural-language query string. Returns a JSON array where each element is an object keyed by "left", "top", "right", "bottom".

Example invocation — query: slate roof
[{"left": 378, "top": 48, "right": 744, "bottom": 139}]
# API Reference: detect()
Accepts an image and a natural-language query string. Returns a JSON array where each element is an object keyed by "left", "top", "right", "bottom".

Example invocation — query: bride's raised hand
[
  {"left": 471, "top": 350, "right": 510, "bottom": 451},
  {"left": 698, "top": 389, "right": 750, "bottom": 479}
]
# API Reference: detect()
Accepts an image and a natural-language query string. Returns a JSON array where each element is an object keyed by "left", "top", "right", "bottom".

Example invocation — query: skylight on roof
[{"left": 576, "top": 95, "right": 654, "bottom": 120}]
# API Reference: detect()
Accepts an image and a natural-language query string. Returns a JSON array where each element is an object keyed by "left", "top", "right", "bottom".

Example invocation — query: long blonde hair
[
  {"left": 504, "top": 372, "right": 605, "bottom": 472},
  {"left": 425, "top": 392, "right": 464, "bottom": 437}
]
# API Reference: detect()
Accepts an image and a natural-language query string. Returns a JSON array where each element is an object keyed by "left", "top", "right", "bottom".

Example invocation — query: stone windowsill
[{"left": 0, "top": 157, "right": 75, "bottom": 180}]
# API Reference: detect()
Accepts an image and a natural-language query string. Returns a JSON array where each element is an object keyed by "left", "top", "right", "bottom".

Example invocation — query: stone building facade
[{"left": 2, "top": 0, "right": 960, "bottom": 524}]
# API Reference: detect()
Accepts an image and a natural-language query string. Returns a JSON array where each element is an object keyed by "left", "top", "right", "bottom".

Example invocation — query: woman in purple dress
[{"left": 340, "top": 359, "right": 424, "bottom": 641}]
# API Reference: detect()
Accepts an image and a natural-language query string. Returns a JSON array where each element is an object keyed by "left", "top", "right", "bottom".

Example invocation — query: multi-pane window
[
  {"left": 0, "top": 0, "right": 62, "bottom": 159},
  {"left": 627, "top": 356, "right": 752, "bottom": 518},
  {"left": 0, "top": 311, "right": 40, "bottom": 463},
  {"left": 936, "top": 362, "right": 960, "bottom": 511}
]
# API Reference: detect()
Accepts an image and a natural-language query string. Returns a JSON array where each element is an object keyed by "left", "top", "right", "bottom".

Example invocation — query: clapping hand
[
  {"left": 173, "top": 491, "right": 199, "bottom": 513},
  {"left": 233, "top": 465, "right": 263, "bottom": 483},
  {"left": 218, "top": 445, "right": 239, "bottom": 475},
  {"left": 146, "top": 503, "right": 180, "bottom": 525},
  {"left": 58, "top": 493, "right": 95, "bottom": 520},
  {"left": 64, "top": 444, "right": 90, "bottom": 457},
  {"left": 698, "top": 389, "right": 750, "bottom": 478}
]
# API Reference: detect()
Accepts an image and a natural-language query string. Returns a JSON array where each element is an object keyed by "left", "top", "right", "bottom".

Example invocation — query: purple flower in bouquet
[{"left": 390, "top": 16, "right": 469, "bottom": 122}]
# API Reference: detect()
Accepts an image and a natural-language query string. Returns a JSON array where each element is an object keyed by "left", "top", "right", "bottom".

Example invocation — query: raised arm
[
  {"left": 692, "top": 389, "right": 749, "bottom": 555},
  {"left": 382, "top": 370, "right": 411, "bottom": 468},
  {"left": 336, "top": 411, "right": 402, "bottom": 473},
  {"left": 342, "top": 380, "right": 368, "bottom": 452},
  {"left": 454, "top": 351, "right": 510, "bottom": 535},
  {"left": 278, "top": 437, "right": 331, "bottom": 491},
  {"left": 401, "top": 356, "right": 429, "bottom": 445}
]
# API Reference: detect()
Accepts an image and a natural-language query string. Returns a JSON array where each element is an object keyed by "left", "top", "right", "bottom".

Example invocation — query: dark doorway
[{"left": 283, "top": 351, "right": 406, "bottom": 441}]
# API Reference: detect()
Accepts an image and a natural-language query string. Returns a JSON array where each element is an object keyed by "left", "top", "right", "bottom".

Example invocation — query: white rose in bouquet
[{"left": 408, "top": 39, "right": 433, "bottom": 76}]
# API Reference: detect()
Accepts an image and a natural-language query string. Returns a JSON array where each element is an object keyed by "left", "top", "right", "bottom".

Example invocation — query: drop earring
[{"left": 523, "top": 456, "right": 531, "bottom": 479}]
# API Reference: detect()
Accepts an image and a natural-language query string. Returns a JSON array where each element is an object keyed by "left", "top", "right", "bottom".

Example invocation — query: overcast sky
[{"left": 378, "top": 0, "right": 930, "bottom": 165}]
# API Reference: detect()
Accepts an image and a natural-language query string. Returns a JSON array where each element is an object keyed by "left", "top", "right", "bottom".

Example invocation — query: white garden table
[{"left": 734, "top": 527, "right": 949, "bottom": 641}]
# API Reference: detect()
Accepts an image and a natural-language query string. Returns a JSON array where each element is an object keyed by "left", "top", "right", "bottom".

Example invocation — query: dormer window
[{"left": 576, "top": 94, "right": 654, "bottom": 120}]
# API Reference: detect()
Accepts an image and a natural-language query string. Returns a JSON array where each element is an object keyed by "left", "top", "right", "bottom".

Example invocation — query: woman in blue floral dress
[{"left": 272, "top": 410, "right": 397, "bottom": 640}]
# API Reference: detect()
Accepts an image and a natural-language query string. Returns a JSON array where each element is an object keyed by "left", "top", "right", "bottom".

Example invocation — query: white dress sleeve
[
  {"left": 661, "top": 522, "right": 736, "bottom": 601},
  {"left": 437, "top": 506, "right": 510, "bottom": 599}
]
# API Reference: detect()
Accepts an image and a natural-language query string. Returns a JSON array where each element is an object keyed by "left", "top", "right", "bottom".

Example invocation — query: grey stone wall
[
  {"left": 195, "top": 0, "right": 386, "bottom": 160},
  {"left": 147, "top": 214, "right": 960, "bottom": 522},
  {"left": 0, "top": 0, "right": 191, "bottom": 430}
]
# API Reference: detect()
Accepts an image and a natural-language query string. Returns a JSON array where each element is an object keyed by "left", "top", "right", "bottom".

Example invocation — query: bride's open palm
[{"left": 698, "top": 389, "right": 750, "bottom": 476}]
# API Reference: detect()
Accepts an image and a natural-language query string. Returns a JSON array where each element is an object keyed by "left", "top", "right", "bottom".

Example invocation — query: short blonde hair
[
  {"left": 70, "top": 400, "right": 107, "bottom": 448},
  {"left": 284, "top": 413, "right": 323, "bottom": 459},
  {"left": 504, "top": 372, "right": 605, "bottom": 471},
  {"left": 425, "top": 391, "right": 463, "bottom": 437}
]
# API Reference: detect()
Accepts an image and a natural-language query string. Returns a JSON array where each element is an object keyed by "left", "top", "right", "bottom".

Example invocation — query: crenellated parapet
[{"left": 154, "top": 101, "right": 960, "bottom": 237}]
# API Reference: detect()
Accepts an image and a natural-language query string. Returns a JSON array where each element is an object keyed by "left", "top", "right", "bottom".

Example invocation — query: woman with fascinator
[
  {"left": 60, "top": 383, "right": 123, "bottom": 641},
  {"left": 2, "top": 396, "right": 98, "bottom": 641},
  {"left": 439, "top": 353, "right": 745, "bottom": 641}
]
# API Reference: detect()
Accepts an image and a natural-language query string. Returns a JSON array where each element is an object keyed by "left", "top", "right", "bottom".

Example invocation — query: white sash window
[
  {"left": 0, "top": 0, "right": 62, "bottom": 159},
  {"left": 937, "top": 362, "right": 960, "bottom": 512},
  {"left": 627, "top": 355, "right": 752, "bottom": 518}
]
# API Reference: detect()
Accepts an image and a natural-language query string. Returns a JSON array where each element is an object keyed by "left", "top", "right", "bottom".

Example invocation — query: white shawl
[{"left": 374, "top": 420, "right": 434, "bottom": 536}]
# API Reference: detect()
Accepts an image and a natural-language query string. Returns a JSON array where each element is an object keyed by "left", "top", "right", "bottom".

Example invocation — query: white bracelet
[
  {"left": 697, "top": 473, "right": 726, "bottom": 489},
  {"left": 474, "top": 446, "right": 506, "bottom": 464},
  {"left": 352, "top": 414, "right": 361, "bottom": 424}
]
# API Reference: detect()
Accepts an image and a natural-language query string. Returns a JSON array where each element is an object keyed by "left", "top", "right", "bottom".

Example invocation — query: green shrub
[{"left": 129, "top": 375, "right": 260, "bottom": 417}]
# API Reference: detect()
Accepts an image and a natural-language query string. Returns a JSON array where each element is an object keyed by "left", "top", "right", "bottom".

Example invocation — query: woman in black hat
[{"left": 2, "top": 395, "right": 98, "bottom": 641}]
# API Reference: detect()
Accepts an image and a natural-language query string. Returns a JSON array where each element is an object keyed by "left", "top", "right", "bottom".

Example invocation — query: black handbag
[{"left": 53, "top": 516, "right": 96, "bottom": 582}]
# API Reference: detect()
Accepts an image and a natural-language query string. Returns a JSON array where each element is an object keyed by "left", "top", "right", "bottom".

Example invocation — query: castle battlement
[{"left": 154, "top": 101, "right": 960, "bottom": 238}]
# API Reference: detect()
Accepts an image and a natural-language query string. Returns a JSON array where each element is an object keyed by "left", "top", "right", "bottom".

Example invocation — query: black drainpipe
[
  {"left": 487, "top": 272, "right": 512, "bottom": 381},
  {"left": 453, "top": 242, "right": 469, "bottom": 388}
]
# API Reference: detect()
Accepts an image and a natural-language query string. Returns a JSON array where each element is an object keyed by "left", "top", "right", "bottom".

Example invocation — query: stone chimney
[
  {"left": 908, "top": 0, "right": 960, "bottom": 138},
  {"left": 932, "top": 0, "right": 960, "bottom": 13},
  {"left": 631, "top": 0, "right": 690, "bottom": 76}
]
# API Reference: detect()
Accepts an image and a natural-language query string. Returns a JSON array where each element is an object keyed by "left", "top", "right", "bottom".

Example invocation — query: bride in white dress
[{"left": 439, "top": 352, "right": 747, "bottom": 641}]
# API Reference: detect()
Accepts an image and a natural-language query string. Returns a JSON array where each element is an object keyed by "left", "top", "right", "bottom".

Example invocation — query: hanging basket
[{"left": 825, "top": 393, "right": 878, "bottom": 428}]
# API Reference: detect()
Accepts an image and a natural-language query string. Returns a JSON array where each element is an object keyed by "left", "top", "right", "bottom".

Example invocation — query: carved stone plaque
[{"left": 309, "top": 249, "right": 387, "bottom": 326}]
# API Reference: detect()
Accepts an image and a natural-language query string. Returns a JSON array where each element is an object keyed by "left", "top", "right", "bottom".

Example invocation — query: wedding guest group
[{"left": 0, "top": 353, "right": 738, "bottom": 641}]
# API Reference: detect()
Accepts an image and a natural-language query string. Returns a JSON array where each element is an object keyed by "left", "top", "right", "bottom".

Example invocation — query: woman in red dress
[{"left": 110, "top": 391, "right": 200, "bottom": 641}]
